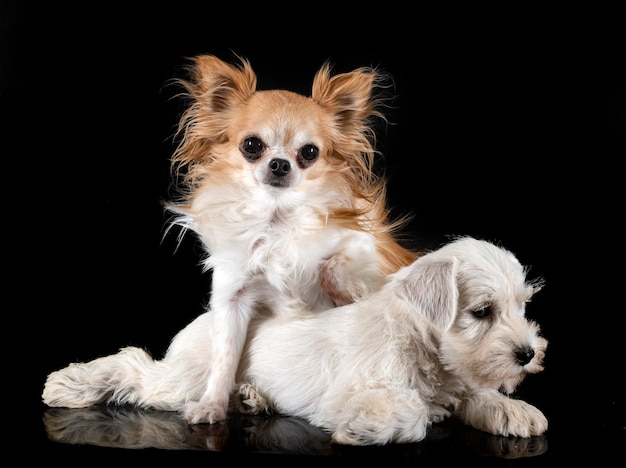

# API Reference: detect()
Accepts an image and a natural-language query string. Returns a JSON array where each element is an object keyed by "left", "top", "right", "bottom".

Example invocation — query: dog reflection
[
  {"left": 452, "top": 420, "right": 548, "bottom": 459},
  {"left": 43, "top": 406, "right": 229, "bottom": 451},
  {"left": 43, "top": 405, "right": 332, "bottom": 455},
  {"left": 43, "top": 405, "right": 546, "bottom": 458},
  {"left": 474, "top": 434, "right": 548, "bottom": 459}
]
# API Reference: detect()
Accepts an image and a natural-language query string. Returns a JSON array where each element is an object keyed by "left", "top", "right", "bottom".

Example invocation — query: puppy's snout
[
  {"left": 515, "top": 347, "right": 535, "bottom": 366},
  {"left": 270, "top": 158, "right": 290, "bottom": 177}
]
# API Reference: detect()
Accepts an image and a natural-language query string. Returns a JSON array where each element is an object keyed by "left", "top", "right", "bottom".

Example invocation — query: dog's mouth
[
  {"left": 471, "top": 358, "right": 536, "bottom": 395},
  {"left": 266, "top": 176, "right": 291, "bottom": 188},
  {"left": 498, "top": 375, "right": 525, "bottom": 395}
]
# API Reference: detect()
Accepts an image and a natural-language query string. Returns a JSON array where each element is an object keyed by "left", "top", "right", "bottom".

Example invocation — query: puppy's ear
[{"left": 400, "top": 257, "right": 458, "bottom": 331}]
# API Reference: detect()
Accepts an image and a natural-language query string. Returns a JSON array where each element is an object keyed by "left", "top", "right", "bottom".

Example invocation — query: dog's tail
[{"left": 42, "top": 347, "right": 192, "bottom": 412}]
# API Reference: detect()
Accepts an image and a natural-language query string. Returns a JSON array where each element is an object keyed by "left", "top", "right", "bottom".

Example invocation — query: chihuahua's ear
[
  {"left": 170, "top": 55, "right": 259, "bottom": 176},
  {"left": 188, "top": 54, "right": 257, "bottom": 111},
  {"left": 399, "top": 256, "right": 459, "bottom": 331},
  {"left": 311, "top": 63, "right": 387, "bottom": 127}
]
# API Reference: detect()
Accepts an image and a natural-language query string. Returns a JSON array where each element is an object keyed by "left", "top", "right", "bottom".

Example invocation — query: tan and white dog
[
  {"left": 43, "top": 237, "right": 548, "bottom": 445},
  {"left": 42, "top": 54, "right": 417, "bottom": 425}
]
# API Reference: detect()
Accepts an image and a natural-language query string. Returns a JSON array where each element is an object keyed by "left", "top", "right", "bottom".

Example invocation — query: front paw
[
  {"left": 501, "top": 400, "right": 548, "bottom": 437},
  {"left": 320, "top": 252, "right": 382, "bottom": 306},
  {"left": 184, "top": 400, "right": 227, "bottom": 425},
  {"left": 465, "top": 397, "right": 548, "bottom": 437}
]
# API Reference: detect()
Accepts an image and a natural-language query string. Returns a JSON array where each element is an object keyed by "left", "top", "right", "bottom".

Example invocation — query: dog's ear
[
  {"left": 309, "top": 63, "right": 391, "bottom": 199},
  {"left": 310, "top": 63, "right": 388, "bottom": 134},
  {"left": 171, "top": 55, "right": 258, "bottom": 173},
  {"left": 189, "top": 54, "right": 257, "bottom": 112},
  {"left": 311, "top": 63, "right": 380, "bottom": 120},
  {"left": 400, "top": 257, "right": 458, "bottom": 331}
]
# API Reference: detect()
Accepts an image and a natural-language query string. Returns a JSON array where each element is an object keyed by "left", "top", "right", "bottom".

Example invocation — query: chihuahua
[{"left": 42, "top": 54, "right": 417, "bottom": 425}]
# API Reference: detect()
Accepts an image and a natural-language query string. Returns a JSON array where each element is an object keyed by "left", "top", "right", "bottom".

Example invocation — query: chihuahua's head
[{"left": 169, "top": 54, "right": 394, "bottom": 218}]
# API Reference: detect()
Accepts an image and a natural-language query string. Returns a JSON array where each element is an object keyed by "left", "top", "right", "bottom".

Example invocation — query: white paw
[
  {"left": 42, "top": 364, "right": 102, "bottom": 408},
  {"left": 471, "top": 398, "right": 548, "bottom": 437},
  {"left": 320, "top": 251, "right": 382, "bottom": 306},
  {"left": 184, "top": 400, "right": 227, "bottom": 425},
  {"left": 502, "top": 400, "right": 548, "bottom": 437},
  {"left": 232, "top": 383, "right": 271, "bottom": 415}
]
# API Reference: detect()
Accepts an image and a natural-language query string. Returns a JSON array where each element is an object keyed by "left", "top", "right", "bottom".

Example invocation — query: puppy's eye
[
  {"left": 241, "top": 136, "right": 265, "bottom": 161},
  {"left": 473, "top": 306, "right": 492, "bottom": 319},
  {"left": 297, "top": 144, "right": 319, "bottom": 167}
]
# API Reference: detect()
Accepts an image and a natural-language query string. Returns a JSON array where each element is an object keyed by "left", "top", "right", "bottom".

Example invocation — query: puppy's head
[
  {"left": 400, "top": 237, "right": 547, "bottom": 394},
  {"left": 169, "top": 54, "right": 392, "bottom": 218}
]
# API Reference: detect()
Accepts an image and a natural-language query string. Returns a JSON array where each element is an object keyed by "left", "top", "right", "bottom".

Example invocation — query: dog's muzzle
[
  {"left": 267, "top": 158, "right": 291, "bottom": 187},
  {"left": 515, "top": 347, "right": 535, "bottom": 366}
]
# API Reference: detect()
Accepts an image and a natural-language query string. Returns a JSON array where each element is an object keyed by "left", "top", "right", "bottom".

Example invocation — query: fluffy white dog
[
  {"left": 232, "top": 236, "right": 548, "bottom": 444},
  {"left": 43, "top": 237, "right": 548, "bottom": 445}
]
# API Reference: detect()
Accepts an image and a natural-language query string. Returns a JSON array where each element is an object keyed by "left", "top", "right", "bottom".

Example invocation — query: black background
[{"left": 3, "top": 2, "right": 624, "bottom": 464}]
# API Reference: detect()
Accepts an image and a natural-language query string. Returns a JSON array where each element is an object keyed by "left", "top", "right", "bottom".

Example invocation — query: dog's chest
[
  {"left": 247, "top": 217, "right": 334, "bottom": 273},
  {"left": 200, "top": 206, "right": 341, "bottom": 276}
]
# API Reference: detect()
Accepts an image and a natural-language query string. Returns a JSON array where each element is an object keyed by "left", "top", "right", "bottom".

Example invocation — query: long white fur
[{"left": 42, "top": 237, "right": 548, "bottom": 445}]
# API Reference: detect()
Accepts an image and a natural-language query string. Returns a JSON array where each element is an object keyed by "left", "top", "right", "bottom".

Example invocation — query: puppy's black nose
[
  {"left": 269, "top": 158, "right": 290, "bottom": 177},
  {"left": 515, "top": 347, "right": 535, "bottom": 365}
]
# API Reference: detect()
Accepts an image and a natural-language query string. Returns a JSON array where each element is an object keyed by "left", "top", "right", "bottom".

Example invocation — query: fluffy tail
[{"left": 42, "top": 347, "right": 186, "bottom": 412}]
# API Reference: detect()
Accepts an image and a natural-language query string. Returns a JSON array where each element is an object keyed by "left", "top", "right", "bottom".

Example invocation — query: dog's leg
[
  {"left": 330, "top": 388, "right": 433, "bottom": 445},
  {"left": 459, "top": 388, "right": 548, "bottom": 437},
  {"left": 319, "top": 232, "right": 383, "bottom": 306},
  {"left": 42, "top": 347, "right": 165, "bottom": 409},
  {"left": 43, "top": 312, "right": 215, "bottom": 412},
  {"left": 184, "top": 307, "right": 250, "bottom": 424},
  {"left": 183, "top": 275, "right": 257, "bottom": 425}
]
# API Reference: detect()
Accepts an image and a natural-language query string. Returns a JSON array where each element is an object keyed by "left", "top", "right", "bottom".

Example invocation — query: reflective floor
[
  {"left": 35, "top": 393, "right": 623, "bottom": 463},
  {"left": 42, "top": 406, "right": 549, "bottom": 457}
]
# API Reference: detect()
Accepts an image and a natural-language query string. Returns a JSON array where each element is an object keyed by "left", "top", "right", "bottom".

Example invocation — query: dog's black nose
[
  {"left": 515, "top": 347, "right": 535, "bottom": 365},
  {"left": 269, "top": 158, "right": 290, "bottom": 177}
]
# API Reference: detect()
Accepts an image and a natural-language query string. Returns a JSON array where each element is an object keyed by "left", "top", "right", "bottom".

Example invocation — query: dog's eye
[
  {"left": 473, "top": 306, "right": 492, "bottom": 319},
  {"left": 300, "top": 144, "right": 319, "bottom": 161},
  {"left": 241, "top": 136, "right": 265, "bottom": 161},
  {"left": 297, "top": 144, "right": 319, "bottom": 167}
]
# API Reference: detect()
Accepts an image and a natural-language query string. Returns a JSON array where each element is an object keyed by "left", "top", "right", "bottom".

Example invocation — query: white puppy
[
  {"left": 42, "top": 237, "right": 547, "bottom": 445},
  {"left": 234, "top": 236, "right": 548, "bottom": 444}
]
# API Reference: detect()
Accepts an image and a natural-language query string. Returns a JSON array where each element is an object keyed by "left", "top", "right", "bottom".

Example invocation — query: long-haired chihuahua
[{"left": 42, "top": 54, "right": 418, "bottom": 425}]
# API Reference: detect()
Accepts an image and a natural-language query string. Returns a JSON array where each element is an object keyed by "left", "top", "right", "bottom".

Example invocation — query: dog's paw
[
  {"left": 331, "top": 416, "right": 429, "bottom": 446},
  {"left": 500, "top": 400, "right": 548, "bottom": 437},
  {"left": 331, "top": 389, "right": 431, "bottom": 445},
  {"left": 331, "top": 425, "right": 371, "bottom": 446},
  {"left": 42, "top": 364, "right": 105, "bottom": 408},
  {"left": 231, "top": 383, "right": 271, "bottom": 415},
  {"left": 320, "top": 246, "right": 382, "bottom": 306},
  {"left": 465, "top": 397, "right": 548, "bottom": 438},
  {"left": 184, "top": 400, "right": 227, "bottom": 425}
]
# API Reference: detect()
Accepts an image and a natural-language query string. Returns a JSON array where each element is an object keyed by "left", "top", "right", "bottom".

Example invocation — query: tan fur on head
[
  {"left": 168, "top": 55, "right": 415, "bottom": 273},
  {"left": 172, "top": 56, "right": 385, "bottom": 203}
]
